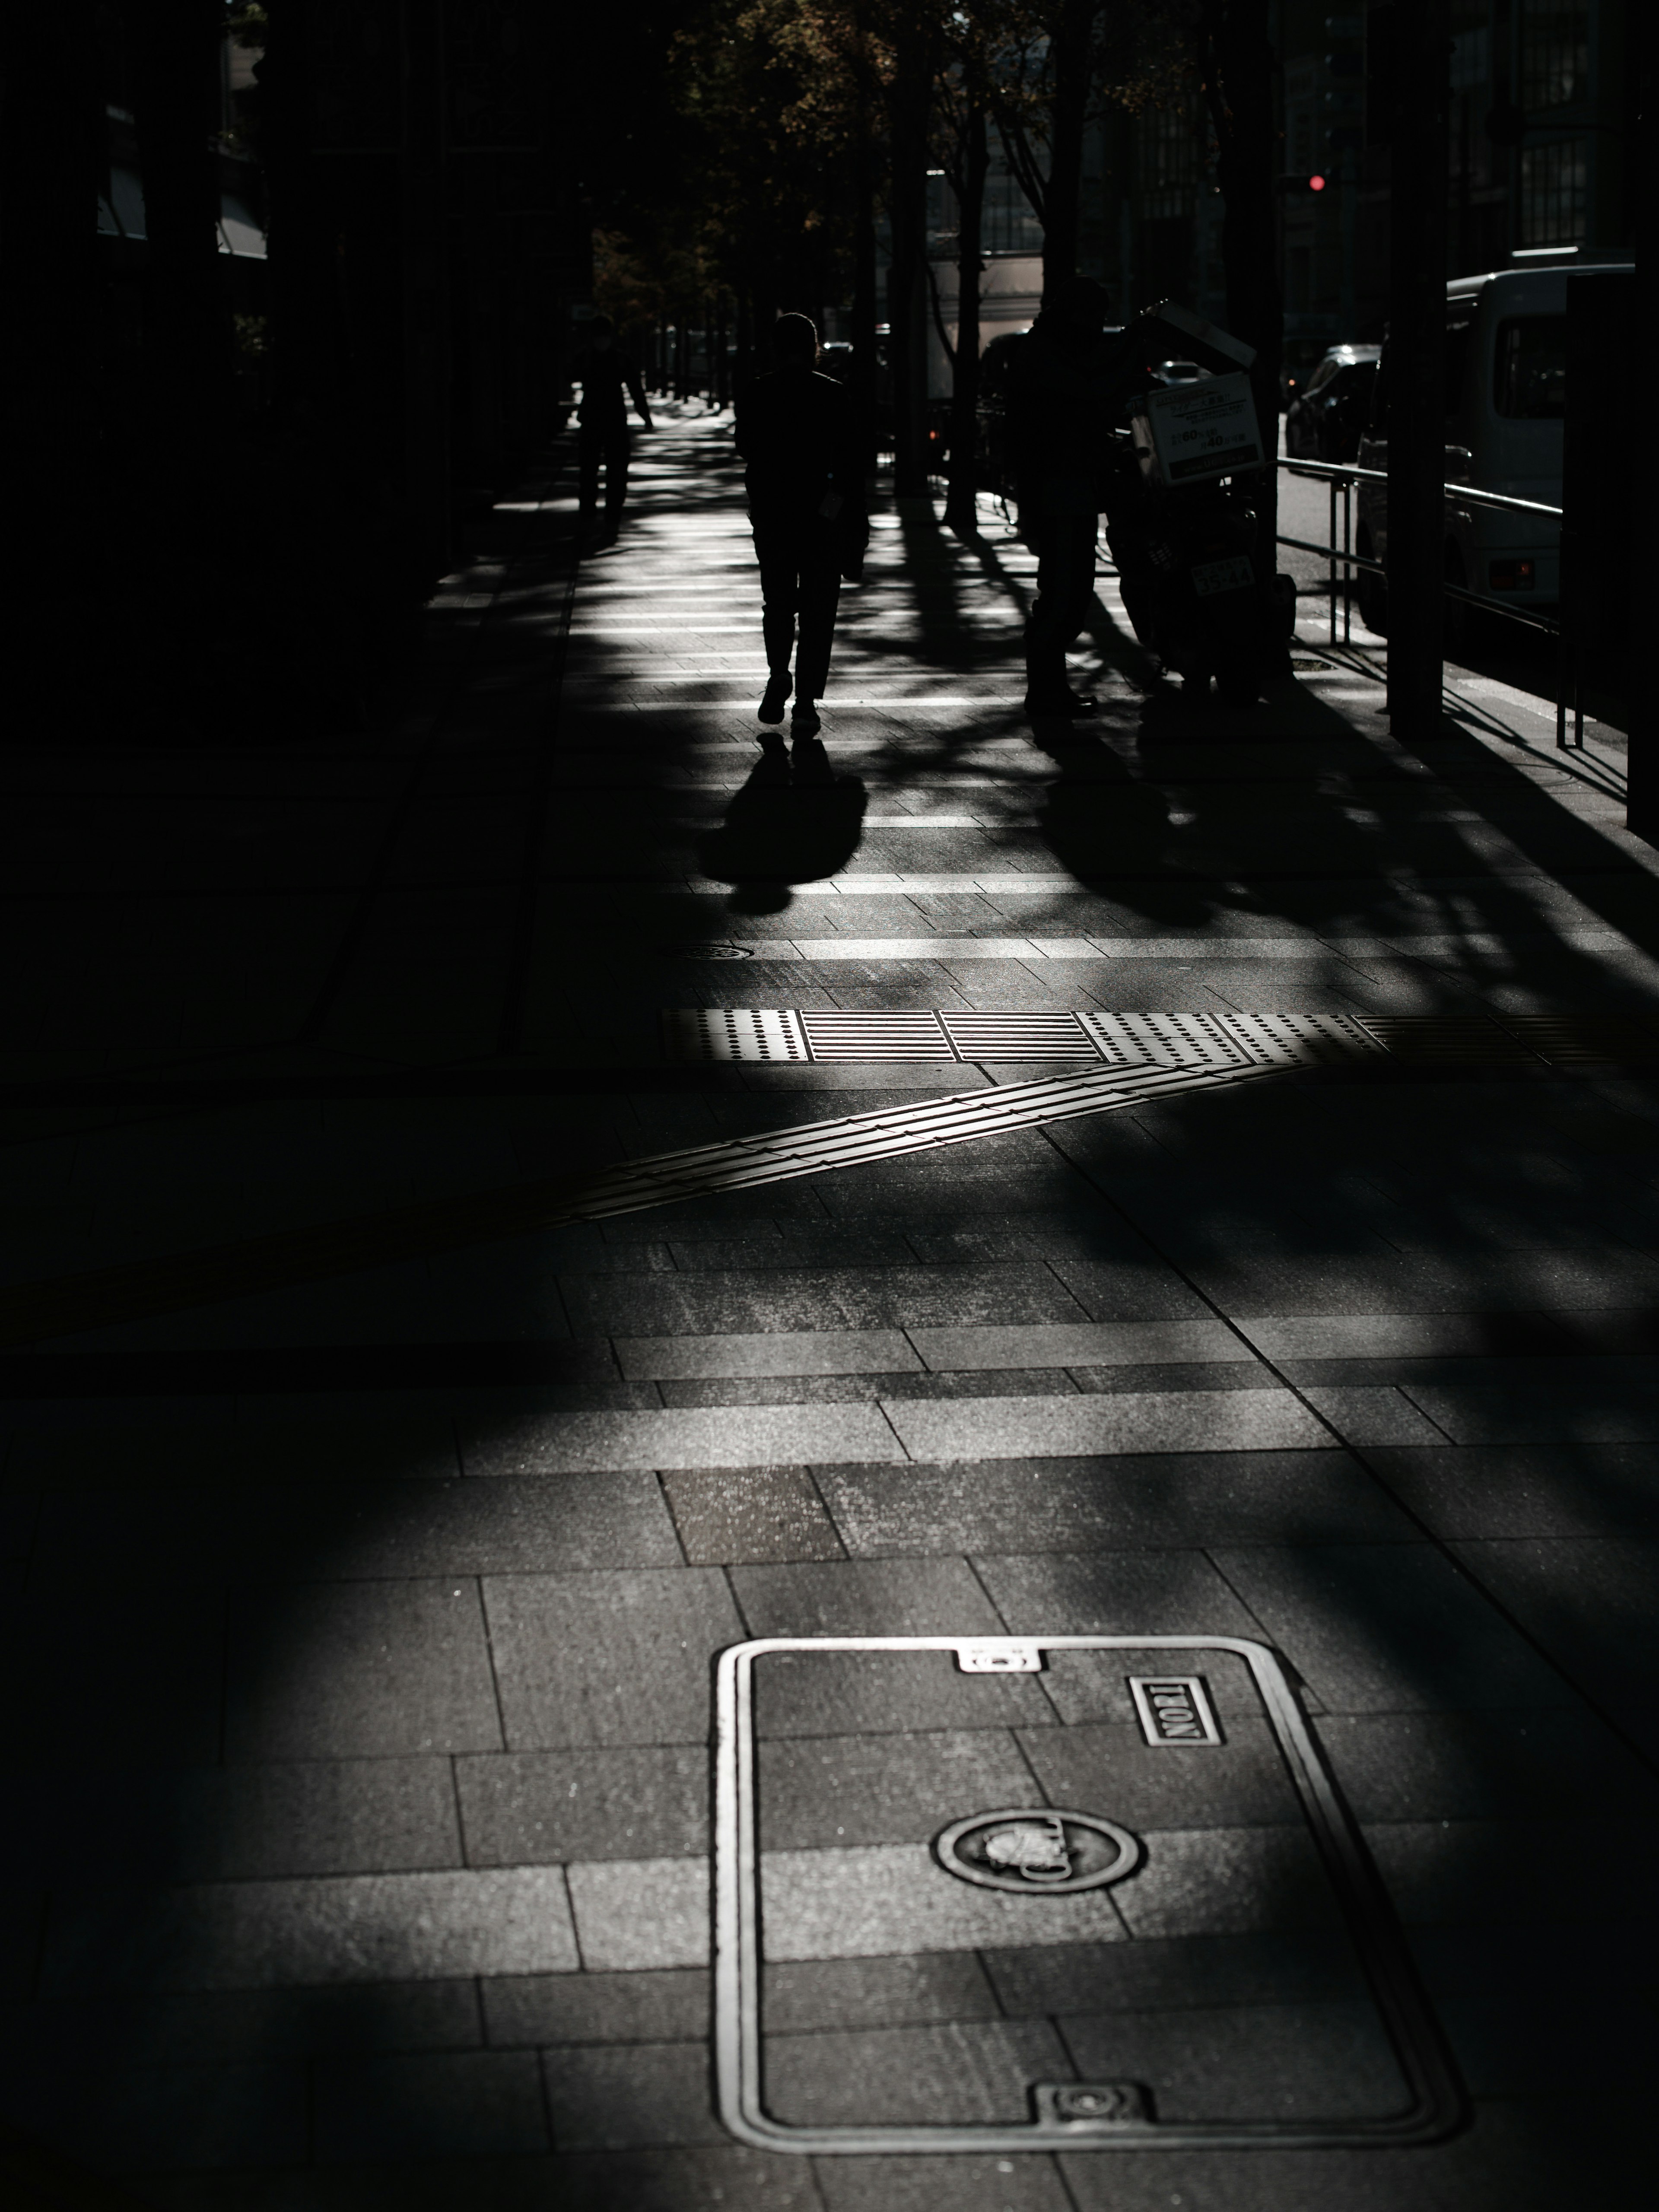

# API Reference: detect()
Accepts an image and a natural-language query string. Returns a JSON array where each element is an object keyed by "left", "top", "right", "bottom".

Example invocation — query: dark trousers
[
  {"left": 579, "top": 421, "right": 630, "bottom": 519},
  {"left": 1024, "top": 514, "right": 1099, "bottom": 696},
  {"left": 753, "top": 515, "right": 842, "bottom": 699}
]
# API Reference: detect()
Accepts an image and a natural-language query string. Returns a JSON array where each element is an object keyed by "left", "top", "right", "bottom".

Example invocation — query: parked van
[{"left": 1353, "top": 255, "right": 1630, "bottom": 634}]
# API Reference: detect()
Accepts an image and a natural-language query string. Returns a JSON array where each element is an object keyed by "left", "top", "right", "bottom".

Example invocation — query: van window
[
  {"left": 1446, "top": 315, "right": 1474, "bottom": 420},
  {"left": 1494, "top": 315, "right": 1567, "bottom": 417},
  {"left": 1304, "top": 356, "right": 1342, "bottom": 396}
]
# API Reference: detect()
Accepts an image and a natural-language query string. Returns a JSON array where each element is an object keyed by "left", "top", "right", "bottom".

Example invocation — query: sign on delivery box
[{"left": 1131, "top": 371, "right": 1265, "bottom": 489}]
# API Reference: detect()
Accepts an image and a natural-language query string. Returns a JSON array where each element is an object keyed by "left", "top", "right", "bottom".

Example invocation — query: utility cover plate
[{"left": 714, "top": 1634, "right": 1464, "bottom": 2155}]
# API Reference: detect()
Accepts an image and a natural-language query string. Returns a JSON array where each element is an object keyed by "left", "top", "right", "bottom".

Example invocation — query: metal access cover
[
  {"left": 715, "top": 1634, "right": 1463, "bottom": 2155},
  {"left": 940, "top": 1012, "right": 1096, "bottom": 1061}
]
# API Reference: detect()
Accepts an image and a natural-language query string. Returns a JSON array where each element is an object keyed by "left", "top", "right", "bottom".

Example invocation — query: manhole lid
[{"left": 661, "top": 942, "right": 756, "bottom": 960}]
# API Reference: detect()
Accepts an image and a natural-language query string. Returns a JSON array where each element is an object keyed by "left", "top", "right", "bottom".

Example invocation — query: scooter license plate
[{"left": 1190, "top": 554, "right": 1255, "bottom": 597}]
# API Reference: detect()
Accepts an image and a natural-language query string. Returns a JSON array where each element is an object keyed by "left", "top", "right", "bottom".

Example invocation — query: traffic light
[{"left": 1278, "top": 173, "right": 1331, "bottom": 196}]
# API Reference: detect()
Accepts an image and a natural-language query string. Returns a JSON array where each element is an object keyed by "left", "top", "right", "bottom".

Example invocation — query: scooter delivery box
[{"left": 1131, "top": 371, "right": 1267, "bottom": 489}]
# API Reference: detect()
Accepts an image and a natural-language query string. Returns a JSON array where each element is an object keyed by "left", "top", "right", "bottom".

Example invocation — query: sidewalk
[{"left": 2, "top": 403, "right": 1656, "bottom": 2209}]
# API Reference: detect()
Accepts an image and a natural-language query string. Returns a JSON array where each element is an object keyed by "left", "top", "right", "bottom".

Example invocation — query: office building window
[
  {"left": 1136, "top": 105, "right": 1194, "bottom": 220},
  {"left": 1518, "top": 137, "right": 1589, "bottom": 244},
  {"left": 1519, "top": 4, "right": 1589, "bottom": 111}
]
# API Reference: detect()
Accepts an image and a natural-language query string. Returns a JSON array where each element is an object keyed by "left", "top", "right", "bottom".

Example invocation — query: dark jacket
[
  {"left": 735, "top": 367, "right": 864, "bottom": 522},
  {"left": 573, "top": 343, "right": 650, "bottom": 430},
  {"left": 1005, "top": 312, "right": 1146, "bottom": 517}
]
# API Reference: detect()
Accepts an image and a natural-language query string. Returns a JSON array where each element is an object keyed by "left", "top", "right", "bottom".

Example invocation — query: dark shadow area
[
  {"left": 5, "top": 413, "right": 1659, "bottom": 2207},
  {"left": 696, "top": 738, "right": 868, "bottom": 912}
]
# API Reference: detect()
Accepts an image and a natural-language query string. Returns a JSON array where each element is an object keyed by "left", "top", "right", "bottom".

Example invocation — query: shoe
[
  {"left": 759, "top": 672, "right": 792, "bottom": 724},
  {"left": 1023, "top": 691, "right": 1096, "bottom": 718},
  {"left": 790, "top": 702, "right": 821, "bottom": 738}
]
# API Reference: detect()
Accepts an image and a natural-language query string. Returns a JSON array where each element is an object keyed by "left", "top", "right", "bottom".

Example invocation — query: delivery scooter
[{"left": 1102, "top": 304, "right": 1296, "bottom": 706}]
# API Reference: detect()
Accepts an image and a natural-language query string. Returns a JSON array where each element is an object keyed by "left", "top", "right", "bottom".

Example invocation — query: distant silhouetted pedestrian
[
  {"left": 573, "top": 316, "right": 653, "bottom": 545},
  {"left": 734, "top": 313, "right": 867, "bottom": 746},
  {"left": 1007, "top": 276, "right": 1139, "bottom": 717}
]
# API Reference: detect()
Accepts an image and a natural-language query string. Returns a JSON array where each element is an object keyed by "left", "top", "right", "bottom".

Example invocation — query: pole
[
  {"left": 1383, "top": 0, "right": 1449, "bottom": 737},
  {"left": 1628, "top": 6, "right": 1657, "bottom": 834}
]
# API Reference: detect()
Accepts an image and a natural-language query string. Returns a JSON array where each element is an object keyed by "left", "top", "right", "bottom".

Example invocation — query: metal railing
[{"left": 1277, "top": 457, "right": 1584, "bottom": 748}]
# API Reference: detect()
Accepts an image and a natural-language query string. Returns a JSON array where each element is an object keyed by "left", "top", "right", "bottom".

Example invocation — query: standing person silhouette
[
  {"left": 572, "top": 316, "right": 653, "bottom": 546},
  {"left": 734, "top": 313, "right": 866, "bottom": 747},
  {"left": 1006, "top": 275, "right": 1139, "bottom": 717}
]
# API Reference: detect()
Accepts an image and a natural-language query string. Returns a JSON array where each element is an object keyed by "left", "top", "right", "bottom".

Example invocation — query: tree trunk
[
  {"left": 1204, "top": 0, "right": 1284, "bottom": 598},
  {"left": 1042, "top": 0, "right": 1094, "bottom": 302},
  {"left": 1384, "top": 0, "right": 1449, "bottom": 734},
  {"left": 130, "top": 0, "right": 233, "bottom": 428},
  {"left": 887, "top": 13, "right": 936, "bottom": 498},
  {"left": 944, "top": 107, "right": 988, "bottom": 535},
  {"left": 1, "top": 1, "right": 99, "bottom": 647},
  {"left": 852, "top": 122, "right": 880, "bottom": 475}
]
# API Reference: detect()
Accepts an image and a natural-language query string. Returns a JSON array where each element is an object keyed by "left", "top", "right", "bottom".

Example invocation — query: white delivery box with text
[{"left": 1131, "top": 372, "right": 1266, "bottom": 489}]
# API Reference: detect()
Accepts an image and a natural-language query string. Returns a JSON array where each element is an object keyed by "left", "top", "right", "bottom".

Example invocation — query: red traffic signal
[{"left": 1308, "top": 173, "right": 1327, "bottom": 191}]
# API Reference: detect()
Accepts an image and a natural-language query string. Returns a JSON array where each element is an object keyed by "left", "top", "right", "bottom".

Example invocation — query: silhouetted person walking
[
  {"left": 1007, "top": 276, "right": 1136, "bottom": 717},
  {"left": 734, "top": 313, "right": 866, "bottom": 745},
  {"left": 573, "top": 316, "right": 652, "bottom": 545}
]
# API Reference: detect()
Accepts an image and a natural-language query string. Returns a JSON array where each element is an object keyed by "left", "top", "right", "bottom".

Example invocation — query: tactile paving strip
[{"left": 664, "top": 1008, "right": 1656, "bottom": 1070}]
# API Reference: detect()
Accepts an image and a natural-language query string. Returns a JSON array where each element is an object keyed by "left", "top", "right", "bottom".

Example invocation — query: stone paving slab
[{"left": 2, "top": 411, "right": 1655, "bottom": 2201}]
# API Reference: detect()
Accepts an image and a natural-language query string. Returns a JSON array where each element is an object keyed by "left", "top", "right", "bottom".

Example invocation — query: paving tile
[
  {"left": 761, "top": 1951, "right": 1000, "bottom": 2035},
  {"left": 456, "top": 1403, "right": 904, "bottom": 1472},
  {"left": 614, "top": 1329, "right": 921, "bottom": 1380},
  {"left": 1055, "top": 2095, "right": 1641, "bottom": 2209},
  {"left": 1446, "top": 1536, "right": 1659, "bottom": 1754},
  {"left": 543, "top": 2039, "right": 722, "bottom": 2149},
  {"left": 1366, "top": 1442, "right": 1659, "bottom": 1538},
  {"left": 565, "top": 1856, "right": 709, "bottom": 1971},
  {"left": 226, "top": 1582, "right": 503, "bottom": 1761},
  {"left": 817, "top": 1450, "right": 1409, "bottom": 1555},
  {"left": 0, "top": 1982, "right": 483, "bottom": 2066},
  {"left": 907, "top": 1320, "right": 1250, "bottom": 1370},
  {"left": 659, "top": 1368, "right": 1084, "bottom": 1406},
  {"left": 755, "top": 1729, "right": 1035, "bottom": 1850},
  {"left": 1401, "top": 1379, "right": 1659, "bottom": 1445},
  {"left": 315, "top": 2050, "right": 548, "bottom": 2160},
  {"left": 812, "top": 2154, "right": 1073, "bottom": 2212},
  {"left": 971, "top": 1550, "right": 1266, "bottom": 1639},
  {"left": 1236, "top": 1313, "right": 1571, "bottom": 1361},
  {"left": 731, "top": 1555, "right": 1006, "bottom": 1637},
  {"left": 1065, "top": 1360, "right": 1277, "bottom": 1395},
  {"left": 44, "top": 1867, "right": 578, "bottom": 1992},
  {"left": 483, "top": 1967, "right": 709, "bottom": 2047},
  {"left": 1107, "top": 1826, "right": 1344, "bottom": 1939},
  {"left": 560, "top": 1264, "right": 1091, "bottom": 1338},
  {"left": 1365, "top": 1816, "right": 1656, "bottom": 1925},
  {"left": 1209, "top": 1543, "right": 1581, "bottom": 1712},
  {"left": 1033, "top": 1260, "right": 1215, "bottom": 1322},
  {"left": 1315, "top": 1708, "right": 1659, "bottom": 1820},
  {"left": 762, "top": 1842, "right": 1128, "bottom": 1958},
  {"left": 983, "top": 1928, "right": 1368, "bottom": 2015},
  {"left": 1297, "top": 1385, "right": 1449, "bottom": 1445},
  {"left": 6, "top": 1764, "right": 461, "bottom": 1887},
  {"left": 518, "top": 2145, "right": 830, "bottom": 2212},
  {"left": 483, "top": 1568, "right": 744, "bottom": 1749},
  {"left": 456, "top": 1746, "right": 708, "bottom": 1864},
  {"left": 1062, "top": 1998, "right": 1407, "bottom": 2120},
  {"left": 1017, "top": 1716, "right": 1303, "bottom": 1831},
  {"left": 661, "top": 1467, "right": 845, "bottom": 1562},
  {"left": 766, "top": 2018, "right": 1069, "bottom": 2128},
  {"left": 881, "top": 1390, "right": 1329, "bottom": 1462}
]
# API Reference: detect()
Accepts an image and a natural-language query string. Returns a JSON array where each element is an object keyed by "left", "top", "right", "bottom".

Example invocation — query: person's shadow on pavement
[{"left": 698, "top": 736, "right": 867, "bottom": 914}]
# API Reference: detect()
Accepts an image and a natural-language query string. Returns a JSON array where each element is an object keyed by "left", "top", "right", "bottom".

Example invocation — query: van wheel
[{"left": 1355, "top": 533, "right": 1388, "bottom": 636}]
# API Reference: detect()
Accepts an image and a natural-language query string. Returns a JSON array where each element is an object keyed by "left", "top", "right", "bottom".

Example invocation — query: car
[
  {"left": 1151, "top": 359, "right": 1206, "bottom": 387},
  {"left": 1285, "top": 345, "right": 1380, "bottom": 463},
  {"left": 1354, "top": 256, "right": 1627, "bottom": 635}
]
